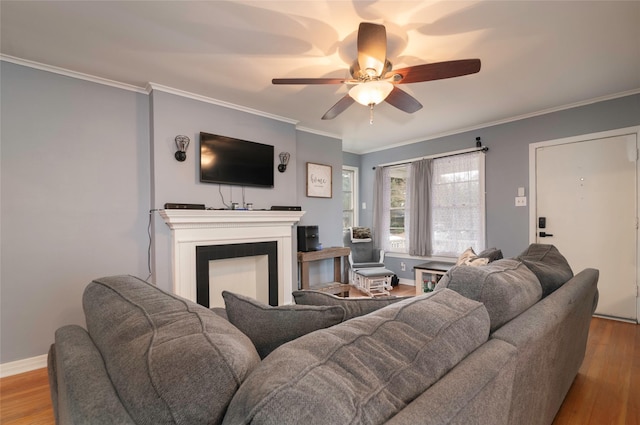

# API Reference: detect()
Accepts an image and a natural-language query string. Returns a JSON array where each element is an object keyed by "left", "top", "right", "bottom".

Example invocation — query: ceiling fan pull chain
[{"left": 369, "top": 104, "right": 374, "bottom": 124}]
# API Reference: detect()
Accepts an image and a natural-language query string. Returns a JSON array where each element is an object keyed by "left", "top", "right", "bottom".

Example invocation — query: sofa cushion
[
  {"left": 222, "top": 291, "right": 346, "bottom": 359},
  {"left": 222, "top": 289, "right": 490, "bottom": 425},
  {"left": 435, "top": 259, "right": 542, "bottom": 331},
  {"left": 517, "top": 244, "right": 574, "bottom": 297},
  {"left": 292, "top": 289, "right": 412, "bottom": 320},
  {"left": 83, "top": 275, "right": 261, "bottom": 425}
]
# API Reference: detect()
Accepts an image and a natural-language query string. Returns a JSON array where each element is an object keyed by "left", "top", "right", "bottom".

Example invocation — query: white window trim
[{"left": 343, "top": 165, "right": 359, "bottom": 227}]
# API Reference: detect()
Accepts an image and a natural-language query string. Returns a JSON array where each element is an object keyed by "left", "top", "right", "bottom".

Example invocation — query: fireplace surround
[{"left": 159, "top": 209, "right": 304, "bottom": 306}]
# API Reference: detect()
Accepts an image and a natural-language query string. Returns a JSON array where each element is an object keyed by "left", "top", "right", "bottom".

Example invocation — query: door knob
[{"left": 539, "top": 231, "right": 554, "bottom": 237}]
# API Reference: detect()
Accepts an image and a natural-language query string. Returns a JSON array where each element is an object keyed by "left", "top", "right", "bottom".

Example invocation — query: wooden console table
[{"left": 297, "top": 246, "right": 351, "bottom": 296}]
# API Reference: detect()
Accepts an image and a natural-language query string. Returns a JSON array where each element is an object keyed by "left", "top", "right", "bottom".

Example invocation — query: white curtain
[{"left": 430, "top": 151, "right": 484, "bottom": 256}]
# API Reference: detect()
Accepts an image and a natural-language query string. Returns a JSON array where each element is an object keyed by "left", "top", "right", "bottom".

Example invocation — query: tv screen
[{"left": 200, "top": 132, "right": 274, "bottom": 188}]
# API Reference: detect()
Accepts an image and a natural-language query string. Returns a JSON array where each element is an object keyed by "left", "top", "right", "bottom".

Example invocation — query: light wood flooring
[{"left": 1, "top": 284, "right": 637, "bottom": 425}]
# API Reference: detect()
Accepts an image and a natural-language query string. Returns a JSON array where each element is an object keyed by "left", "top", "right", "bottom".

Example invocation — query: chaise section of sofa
[{"left": 49, "top": 275, "right": 261, "bottom": 425}]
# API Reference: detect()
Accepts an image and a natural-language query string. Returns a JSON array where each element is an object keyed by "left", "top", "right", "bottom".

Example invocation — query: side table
[{"left": 414, "top": 261, "right": 454, "bottom": 295}]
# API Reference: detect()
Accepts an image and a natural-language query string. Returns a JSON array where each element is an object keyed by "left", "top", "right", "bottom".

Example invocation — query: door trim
[{"left": 528, "top": 126, "right": 640, "bottom": 323}]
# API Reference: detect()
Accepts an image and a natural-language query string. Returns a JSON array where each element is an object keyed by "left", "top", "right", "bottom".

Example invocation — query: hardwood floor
[
  {"left": 0, "top": 368, "right": 54, "bottom": 424},
  {"left": 551, "top": 317, "right": 640, "bottom": 425},
  {"left": 1, "top": 289, "right": 637, "bottom": 425}
]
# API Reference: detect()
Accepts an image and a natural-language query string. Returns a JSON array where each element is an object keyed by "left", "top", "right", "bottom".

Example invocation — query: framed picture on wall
[{"left": 306, "top": 162, "right": 332, "bottom": 198}]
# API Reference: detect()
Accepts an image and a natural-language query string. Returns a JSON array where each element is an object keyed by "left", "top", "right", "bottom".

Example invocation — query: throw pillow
[
  {"left": 478, "top": 247, "right": 504, "bottom": 263},
  {"left": 351, "top": 226, "right": 372, "bottom": 240},
  {"left": 516, "top": 244, "right": 574, "bottom": 297},
  {"left": 222, "top": 291, "right": 346, "bottom": 359},
  {"left": 456, "top": 247, "right": 489, "bottom": 266},
  {"left": 292, "top": 290, "right": 412, "bottom": 320}
]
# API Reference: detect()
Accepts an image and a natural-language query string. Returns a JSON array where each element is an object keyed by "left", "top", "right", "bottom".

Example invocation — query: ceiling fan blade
[
  {"left": 272, "top": 78, "right": 349, "bottom": 85},
  {"left": 357, "top": 22, "right": 387, "bottom": 76},
  {"left": 384, "top": 86, "right": 423, "bottom": 113},
  {"left": 321, "top": 95, "right": 355, "bottom": 120},
  {"left": 387, "top": 59, "right": 481, "bottom": 84}
]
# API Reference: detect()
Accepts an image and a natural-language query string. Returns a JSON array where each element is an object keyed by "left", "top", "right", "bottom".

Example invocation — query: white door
[{"left": 532, "top": 129, "right": 638, "bottom": 321}]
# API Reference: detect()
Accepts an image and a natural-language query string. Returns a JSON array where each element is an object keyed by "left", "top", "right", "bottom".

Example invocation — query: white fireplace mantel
[{"left": 159, "top": 209, "right": 304, "bottom": 305}]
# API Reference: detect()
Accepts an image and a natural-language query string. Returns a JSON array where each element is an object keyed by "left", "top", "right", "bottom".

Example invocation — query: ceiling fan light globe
[{"left": 349, "top": 80, "right": 394, "bottom": 106}]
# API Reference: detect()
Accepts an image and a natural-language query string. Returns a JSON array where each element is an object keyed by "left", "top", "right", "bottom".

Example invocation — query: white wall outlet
[
  {"left": 362, "top": 202, "right": 367, "bottom": 210},
  {"left": 515, "top": 196, "right": 527, "bottom": 207},
  {"left": 400, "top": 262, "right": 406, "bottom": 271}
]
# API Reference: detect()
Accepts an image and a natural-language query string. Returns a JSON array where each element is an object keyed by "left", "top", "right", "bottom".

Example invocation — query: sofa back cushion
[
  {"left": 83, "top": 275, "right": 261, "bottom": 425},
  {"left": 516, "top": 244, "right": 574, "bottom": 297},
  {"left": 222, "top": 289, "right": 490, "bottom": 425},
  {"left": 436, "top": 259, "right": 542, "bottom": 331}
]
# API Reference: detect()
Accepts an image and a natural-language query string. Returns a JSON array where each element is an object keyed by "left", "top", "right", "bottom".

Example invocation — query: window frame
[{"left": 342, "top": 165, "right": 359, "bottom": 230}]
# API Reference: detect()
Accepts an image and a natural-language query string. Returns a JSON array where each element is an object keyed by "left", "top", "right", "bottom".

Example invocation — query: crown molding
[
  {"left": 146, "top": 82, "right": 298, "bottom": 125},
  {"left": 1, "top": 55, "right": 299, "bottom": 126},
  {"left": 1, "top": 54, "right": 147, "bottom": 94},
  {"left": 356, "top": 88, "right": 640, "bottom": 154},
  {"left": 295, "top": 125, "right": 341, "bottom": 140}
]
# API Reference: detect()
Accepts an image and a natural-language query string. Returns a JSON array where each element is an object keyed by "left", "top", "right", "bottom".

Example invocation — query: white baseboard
[
  {"left": 398, "top": 277, "right": 415, "bottom": 286},
  {"left": 0, "top": 354, "right": 48, "bottom": 378}
]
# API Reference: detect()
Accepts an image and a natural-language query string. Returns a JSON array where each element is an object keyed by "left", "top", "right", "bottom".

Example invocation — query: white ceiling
[{"left": 2, "top": 1, "right": 639, "bottom": 153}]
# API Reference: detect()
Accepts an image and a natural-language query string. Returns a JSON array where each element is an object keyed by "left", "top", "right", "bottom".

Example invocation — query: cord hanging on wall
[{"left": 174, "top": 135, "right": 190, "bottom": 162}]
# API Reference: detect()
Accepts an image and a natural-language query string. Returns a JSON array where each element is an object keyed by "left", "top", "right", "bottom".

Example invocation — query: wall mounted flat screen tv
[{"left": 200, "top": 132, "right": 274, "bottom": 188}]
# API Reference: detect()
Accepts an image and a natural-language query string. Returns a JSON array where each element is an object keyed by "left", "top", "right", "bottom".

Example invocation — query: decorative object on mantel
[
  {"left": 306, "top": 162, "right": 332, "bottom": 198},
  {"left": 278, "top": 152, "right": 290, "bottom": 173},
  {"left": 174, "top": 135, "right": 190, "bottom": 162}
]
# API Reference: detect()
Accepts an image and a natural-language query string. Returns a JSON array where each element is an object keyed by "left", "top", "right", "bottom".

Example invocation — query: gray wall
[
  {"left": 149, "top": 90, "right": 299, "bottom": 291},
  {"left": 0, "top": 62, "right": 346, "bottom": 365},
  {"left": 1, "top": 61, "right": 151, "bottom": 363},
  {"left": 296, "top": 131, "right": 344, "bottom": 287},
  {"left": 359, "top": 94, "right": 640, "bottom": 281}
]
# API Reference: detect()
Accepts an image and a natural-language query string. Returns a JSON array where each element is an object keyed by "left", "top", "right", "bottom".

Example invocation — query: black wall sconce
[
  {"left": 278, "top": 152, "right": 290, "bottom": 172},
  {"left": 174, "top": 135, "right": 190, "bottom": 162}
]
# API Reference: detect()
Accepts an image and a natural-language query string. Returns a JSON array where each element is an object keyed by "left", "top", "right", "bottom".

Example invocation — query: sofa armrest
[
  {"left": 50, "top": 325, "right": 135, "bottom": 425},
  {"left": 490, "top": 268, "right": 599, "bottom": 425}
]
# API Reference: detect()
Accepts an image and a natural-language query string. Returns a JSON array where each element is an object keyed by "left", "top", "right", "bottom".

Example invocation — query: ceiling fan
[{"left": 272, "top": 22, "right": 481, "bottom": 123}]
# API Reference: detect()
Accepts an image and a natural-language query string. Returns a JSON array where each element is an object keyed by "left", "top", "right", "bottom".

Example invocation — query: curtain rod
[{"left": 373, "top": 145, "right": 488, "bottom": 169}]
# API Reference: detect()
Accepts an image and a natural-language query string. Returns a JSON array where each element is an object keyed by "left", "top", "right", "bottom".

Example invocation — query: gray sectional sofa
[{"left": 48, "top": 244, "right": 598, "bottom": 425}]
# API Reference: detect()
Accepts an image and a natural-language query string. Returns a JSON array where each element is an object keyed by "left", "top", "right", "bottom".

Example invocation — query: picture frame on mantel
[{"left": 306, "top": 162, "right": 332, "bottom": 198}]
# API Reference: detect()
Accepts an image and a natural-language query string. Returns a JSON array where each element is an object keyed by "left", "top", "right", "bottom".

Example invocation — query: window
[
  {"left": 342, "top": 166, "right": 358, "bottom": 229},
  {"left": 430, "top": 153, "right": 485, "bottom": 256},
  {"left": 388, "top": 165, "right": 409, "bottom": 252},
  {"left": 376, "top": 151, "right": 485, "bottom": 257}
]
